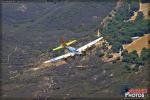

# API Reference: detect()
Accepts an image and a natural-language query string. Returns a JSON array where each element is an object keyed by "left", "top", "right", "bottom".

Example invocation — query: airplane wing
[
  {"left": 44, "top": 52, "right": 75, "bottom": 63},
  {"left": 77, "top": 37, "right": 103, "bottom": 52}
]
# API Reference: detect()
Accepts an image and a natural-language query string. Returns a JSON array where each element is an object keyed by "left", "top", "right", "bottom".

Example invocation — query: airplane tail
[
  {"left": 53, "top": 37, "right": 77, "bottom": 51},
  {"left": 60, "top": 37, "right": 67, "bottom": 47}
]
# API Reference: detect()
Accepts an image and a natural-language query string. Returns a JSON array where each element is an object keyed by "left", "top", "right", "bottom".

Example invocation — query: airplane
[{"left": 44, "top": 31, "right": 103, "bottom": 63}]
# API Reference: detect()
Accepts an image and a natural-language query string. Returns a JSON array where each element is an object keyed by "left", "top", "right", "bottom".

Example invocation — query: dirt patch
[
  {"left": 139, "top": 3, "right": 150, "bottom": 19},
  {"left": 123, "top": 34, "right": 150, "bottom": 55},
  {"left": 130, "top": 2, "right": 150, "bottom": 21}
]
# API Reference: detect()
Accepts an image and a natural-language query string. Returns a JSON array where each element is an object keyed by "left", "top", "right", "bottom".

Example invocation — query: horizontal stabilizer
[
  {"left": 53, "top": 45, "right": 64, "bottom": 51},
  {"left": 52, "top": 40, "right": 77, "bottom": 51},
  {"left": 66, "top": 40, "right": 77, "bottom": 46}
]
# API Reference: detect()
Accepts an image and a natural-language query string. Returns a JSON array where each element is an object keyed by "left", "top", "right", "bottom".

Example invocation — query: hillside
[
  {"left": 1, "top": 0, "right": 150, "bottom": 99},
  {"left": 2, "top": 1, "right": 118, "bottom": 98},
  {"left": 2, "top": 1, "right": 116, "bottom": 68}
]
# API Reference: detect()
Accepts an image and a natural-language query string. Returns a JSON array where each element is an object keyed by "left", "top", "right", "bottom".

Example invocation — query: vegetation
[
  {"left": 112, "top": 42, "right": 122, "bottom": 52},
  {"left": 122, "top": 48, "right": 150, "bottom": 73},
  {"left": 100, "top": 0, "right": 149, "bottom": 52},
  {"left": 140, "top": 0, "right": 150, "bottom": 3},
  {"left": 122, "top": 48, "right": 150, "bottom": 66},
  {"left": 95, "top": 49, "right": 104, "bottom": 57},
  {"left": 141, "top": 48, "right": 150, "bottom": 60}
]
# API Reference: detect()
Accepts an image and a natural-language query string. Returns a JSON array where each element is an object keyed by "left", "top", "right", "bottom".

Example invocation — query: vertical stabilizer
[{"left": 60, "top": 37, "right": 67, "bottom": 47}]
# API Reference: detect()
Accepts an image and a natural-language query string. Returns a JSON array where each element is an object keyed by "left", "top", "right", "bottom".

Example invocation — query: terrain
[
  {"left": 2, "top": 1, "right": 117, "bottom": 98},
  {"left": 130, "top": 2, "right": 150, "bottom": 21},
  {"left": 123, "top": 33, "right": 150, "bottom": 55},
  {"left": 1, "top": 0, "right": 150, "bottom": 99}
]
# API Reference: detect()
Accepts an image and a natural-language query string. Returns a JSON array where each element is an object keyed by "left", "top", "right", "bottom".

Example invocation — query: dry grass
[
  {"left": 139, "top": 3, "right": 150, "bottom": 19},
  {"left": 123, "top": 34, "right": 150, "bottom": 55},
  {"left": 130, "top": 2, "right": 150, "bottom": 21},
  {"left": 130, "top": 11, "right": 138, "bottom": 21},
  {"left": 102, "top": 53, "right": 120, "bottom": 63}
]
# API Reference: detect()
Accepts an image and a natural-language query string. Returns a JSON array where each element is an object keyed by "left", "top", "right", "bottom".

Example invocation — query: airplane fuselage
[{"left": 66, "top": 46, "right": 82, "bottom": 54}]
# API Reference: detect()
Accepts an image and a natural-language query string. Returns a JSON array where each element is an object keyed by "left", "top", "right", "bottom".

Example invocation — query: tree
[
  {"left": 135, "top": 57, "right": 144, "bottom": 65},
  {"left": 122, "top": 50, "right": 139, "bottom": 64},
  {"left": 112, "top": 42, "right": 122, "bottom": 52},
  {"left": 128, "top": 50, "right": 138, "bottom": 63},
  {"left": 141, "top": 48, "right": 150, "bottom": 60},
  {"left": 130, "top": 0, "right": 139, "bottom": 11},
  {"left": 121, "top": 50, "right": 128, "bottom": 56},
  {"left": 141, "top": 0, "right": 150, "bottom": 3},
  {"left": 120, "top": 35, "right": 132, "bottom": 44},
  {"left": 135, "top": 11, "right": 144, "bottom": 21}
]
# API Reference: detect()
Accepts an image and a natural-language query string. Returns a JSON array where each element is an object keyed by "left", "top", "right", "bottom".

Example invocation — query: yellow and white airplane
[{"left": 44, "top": 30, "right": 103, "bottom": 63}]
